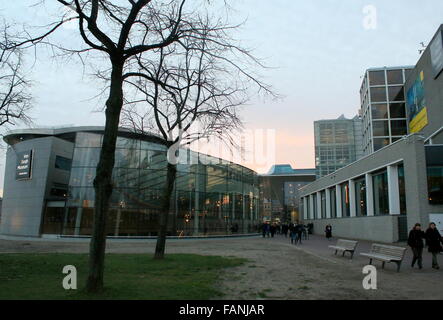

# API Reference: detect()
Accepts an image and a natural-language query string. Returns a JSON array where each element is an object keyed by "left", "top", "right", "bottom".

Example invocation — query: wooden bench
[
  {"left": 328, "top": 239, "right": 358, "bottom": 259},
  {"left": 360, "top": 243, "right": 406, "bottom": 272}
]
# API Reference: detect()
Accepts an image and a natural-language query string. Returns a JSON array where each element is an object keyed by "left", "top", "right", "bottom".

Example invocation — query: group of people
[
  {"left": 261, "top": 222, "right": 310, "bottom": 244},
  {"left": 261, "top": 222, "right": 279, "bottom": 238},
  {"left": 288, "top": 222, "right": 306, "bottom": 244},
  {"left": 408, "top": 222, "right": 443, "bottom": 269}
]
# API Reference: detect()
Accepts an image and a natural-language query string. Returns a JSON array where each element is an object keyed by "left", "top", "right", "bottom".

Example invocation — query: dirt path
[{"left": 1, "top": 236, "right": 442, "bottom": 299}]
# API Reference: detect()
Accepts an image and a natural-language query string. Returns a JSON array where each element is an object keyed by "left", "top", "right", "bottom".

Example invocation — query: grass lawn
[{"left": 0, "top": 253, "right": 245, "bottom": 300}]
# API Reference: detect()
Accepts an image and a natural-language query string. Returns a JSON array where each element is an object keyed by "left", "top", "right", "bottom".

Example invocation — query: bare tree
[
  {"left": 8, "top": 0, "right": 273, "bottom": 292},
  {"left": 0, "top": 23, "right": 32, "bottom": 129},
  {"left": 121, "top": 17, "right": 273, "bottom": 258}
]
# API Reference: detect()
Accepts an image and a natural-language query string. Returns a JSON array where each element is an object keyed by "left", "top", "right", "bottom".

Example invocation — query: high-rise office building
[
  {"left": 360, "top": 66, "right": 414, "bottom": 155},
  {"left": 314, "top": 115, "right": 363, "bottom": 178}
]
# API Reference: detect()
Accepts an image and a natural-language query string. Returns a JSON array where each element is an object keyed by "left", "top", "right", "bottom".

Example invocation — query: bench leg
[
  {"left": 396, "top": 262, "right": 402, "bottom": 272},
  {"left": 350, "top": 251, "right": 354, "bottom": 260},
  {"left": 334, "top": 250, "right": 337, "bottom": 255},
  {"left": 342, "top": 251, "right": 345, "bottom": 257},
  {"left": 369, "top": 259, "right": 372, "bottom": 265},
  {"left": 382, "top": 262, "right": 385, "bottom": 269}
]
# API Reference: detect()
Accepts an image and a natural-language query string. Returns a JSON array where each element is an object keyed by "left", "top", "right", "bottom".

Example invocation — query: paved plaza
[{"left": 1, "top": 234, "right": 442, "bottom": 299}]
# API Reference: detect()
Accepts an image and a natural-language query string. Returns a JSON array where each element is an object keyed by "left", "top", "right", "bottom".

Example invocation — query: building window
[
  {"left": 371, "top": 104, "right": 388, "bottom": 119},
  {"left": 426, "top": 146, "right": 443, "bottom": 205},
  {"left": 372, "top": 121, "right": 389, "bottom": 136},
  {"left": 388, "top": 86, "right": 404, "bottom": 102},
  {"left": 370, "top": 87, "right": 387, "bottom": 102},
  {"left": 427, "top": 167, "right": 443, "bottom": 205},
  {"left": 330, "top": 187, "right": 336, "bottom": 218},
  {"left": 373, "top": 170, "right": 389, "bottom": 215},
  {"left": 373, "top": 138, "right": 390, "bottom": 151},
  {"left": 369, "top": 70, "right": 386, "bottom": 86},
  {"left": 320, "top": 191, "right": 326, "bottom": 219},
  {"left": 312, "top": 194, "right": 317, "bottom": 219},
  {"left": 355, "top": 177, "right": 367, "bottom": 216},
  {"left": 398, "top": 165, "right": 406, "bottom": 214},
  {"left": 390, "top": 120, "right": 407, "bottom": 136},
  {"left": 341, "top": 182, "right": 350, "bottom": 217},
  {"left": 55, "top": 155, "right": 72, "bottom": 171},
  {"left": 306, "top": 197, "right": 310, "bottom": 219},
  {"left": 389, "top": 103, "right": 406, "bottom": 118},
  {"left": 387, "top": 70, "right": 403, "bottom": 85},
  {"left": 50, "top": 183, "right": 68, "bottom": 198}
]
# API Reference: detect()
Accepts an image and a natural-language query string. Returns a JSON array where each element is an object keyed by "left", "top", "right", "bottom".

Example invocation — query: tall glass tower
[
  {"left": 314, "top": 115, "right": 363, "bottom": 178},
  {"left": 360, "top": 66, "right": 414, "bottom": 155}
]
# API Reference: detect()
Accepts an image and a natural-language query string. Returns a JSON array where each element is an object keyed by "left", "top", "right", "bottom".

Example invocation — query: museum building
[
  {"left": 0, "top": 127, "right": 261, "bottom": 238},
  {"left": 300, "top": 25, "right": 443, "bottom": 243}
]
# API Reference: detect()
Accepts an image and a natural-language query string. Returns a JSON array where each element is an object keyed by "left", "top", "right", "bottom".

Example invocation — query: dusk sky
[{"left": 1, "top": 0, "right": 443, "bottom": 194}]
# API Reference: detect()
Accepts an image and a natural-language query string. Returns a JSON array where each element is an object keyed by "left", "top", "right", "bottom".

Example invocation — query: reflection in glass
[
  {"left": 387, "top": 70, "right": 403, "bottom": 84},
  {"left": 398, "top": 165, "right": 406, "bottom": 214},
  {"left": 373, "top": 138, "right": 390, "bottom": 151},
  {"left": 115, "top": 148, "right": 140, "bottom": 168},
  {"left": 370, "top": 87, "right": 387, "bottom": 102},
  {"left": 69, "top": 167, "right": 96, "bottom": 187},
  {"left": 320, "top": 191, "right": 326, "bottom": 219},
  {"left": 72, "top": 147, "right": 100, "bottom": 167},
  {"left": 62, "top": 131, "right": 260, "bottom": 237},
  {"left": 330, "top": 188, "right": 336, "bottom": 218},
  {"left": 388, "top": 86, "right": 404, "bottom": 102},
  {"left": 355, "top": 177, "right": 367, "bottom": 216},
  {"left": 372, "top": 121, "right": 389, "bottom": 136},
  {"left": 341, "top": 182, "right": 350, "bottom": 217},
  {"left": 75, "top": 132, "right": 102, "bottom": 147},
  {"left": 389, "top": 103, "right": 406, "bottom": 118},
  {"left": 390, "top": 120, "right": 407, "bottom": 136},
  {"left": 369, "top": 70, "right": 385, "bottom": 86},
  {"left": 428, "top": 166, "right": 443, "bottom": 205},
  {"left": 371, "top": 104, "right": 388, "bottom": 119},
  {"left": 373, "top": 170, "right": 389, "bottom": 215},
  {"left": 140, "top": 150, "right": 167, "bottom": 170}
]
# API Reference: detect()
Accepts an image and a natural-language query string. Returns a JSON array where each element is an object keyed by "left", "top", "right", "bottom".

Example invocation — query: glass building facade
[
  {"left": 360, "top": 66, "right": 414, "bottom": 154},
  {"left": 259, "top": 165, "right": 316, "bottom": 223},
  {"left": 314, "top": 115, "right": 363, "bottom": 178},
  {"left": 41, "top": 130, "right": 260, "bottom": 237},
  {"left": 302, "top": 163, "right": 407, "bottom": 220}
]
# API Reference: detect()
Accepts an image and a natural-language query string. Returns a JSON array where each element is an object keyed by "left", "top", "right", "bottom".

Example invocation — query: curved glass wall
[{"left": 61, "top": 132, "right": 260, "bottom": 236}]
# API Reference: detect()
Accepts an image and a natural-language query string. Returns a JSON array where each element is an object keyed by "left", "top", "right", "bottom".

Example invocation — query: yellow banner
[{"left": 409, "top": 107, "right": 428, "bottom": 133}]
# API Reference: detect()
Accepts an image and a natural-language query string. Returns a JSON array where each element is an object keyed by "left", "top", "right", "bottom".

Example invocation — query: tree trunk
[
  {"left": 86, "top": 59, "right": 124, "bottom": 293},
  {"left": 154, "top": 161, "right": 177, "bottom": 259}
]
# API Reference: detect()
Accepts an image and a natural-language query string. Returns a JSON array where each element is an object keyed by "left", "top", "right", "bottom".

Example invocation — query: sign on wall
[
  {"left": 406, "top": 71, "right": 428, "bottom": 133},
  {"left": 16, "top": 150, "right": 33, "bottom": 180},
  {"left": 430, "top": 28, "right": 443, "bottom": 79}
]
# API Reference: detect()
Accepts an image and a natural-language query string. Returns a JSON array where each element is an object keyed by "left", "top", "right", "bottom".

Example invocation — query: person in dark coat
[
  {"left": 282, "top": 224, "right": 289, "bottom": 238},
  {"left": 425, "top": 222, "right": 443, "bottom": 269},
  {"left": 296, "top": 223, "right": 303, "bottom": 244},
  {"left": 289, "top": 223, "right": 296, "bottom": 244},
  {"left": 408, "top": 223, "right": 426, "bottom": 269},
  {"left": 325, "top": 224, "right": 332, "bottom": 240},
  {"left": 265, "top": 223, "right": 271, "bottom": 237},
  {"left": 261, "top": 223, "right": 267, "bottom": 238},
  {"left": 270, "top": 223, "right": 276, "bottom": 238}
]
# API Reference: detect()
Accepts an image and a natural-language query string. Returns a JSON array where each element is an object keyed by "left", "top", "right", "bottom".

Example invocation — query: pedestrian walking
[
  {"left": 408, "top": 223, "right": 426, "bottom": 269},
  {"left": 282, "top": 224, "right": 289, "bottom": 238},
  {"left": 325, "top": 224, "right": 332, "bottom": 241},
  {"left": 425, "top": 222, "right": 443, "bottom": 270},
  {"left": 270, "top": 223, "right": 276, "bottom": 238},
  {"left": 289, "top": 223, "right": 297, "bottom": 244},
  {"left": 261, "top": 222, "right": 267, "bottom": 238},
  {"left": 296, "top": 222, "right": 303, "bottom": 244}
]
